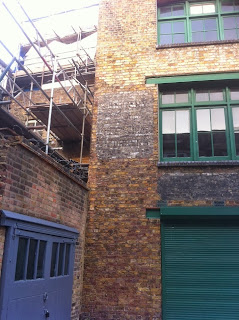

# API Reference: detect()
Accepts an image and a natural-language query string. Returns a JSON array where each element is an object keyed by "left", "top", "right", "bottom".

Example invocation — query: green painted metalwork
[
  {"left": 146, "top": 208, "right": 161, "bottom": 219},
  {"left": 161, "top": 206, "right": 239, "bottom": 319},
  {"left": 160, "top": 206, "right": 239, "bottom": 218},
  {"left": 157, "top": 0, "right": 239, "bottom": 46},
  {"left": 146, "top": 206, "right": 239, "bottom": 220},
  {"left": 146, "top": 73, "right": 239, "bottom": 85},
  {"left": 159, "top": 86, "right": 239, "bottom": 162}
]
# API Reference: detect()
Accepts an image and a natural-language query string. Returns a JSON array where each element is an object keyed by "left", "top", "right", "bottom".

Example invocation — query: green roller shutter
[{"left": 162, "top": 214, "right": 239, "bottom": 320}]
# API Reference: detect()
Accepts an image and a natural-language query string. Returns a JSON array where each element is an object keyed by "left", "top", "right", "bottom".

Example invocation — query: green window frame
[
  {"left": 157, "top": 0, "right": 239, "bottom": 45},
  {"left": 159, "top": 87, "right": 239, "bottom": 161}
]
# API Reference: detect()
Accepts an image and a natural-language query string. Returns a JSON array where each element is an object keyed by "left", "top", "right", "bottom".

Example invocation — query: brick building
[
  {"left": 1, "top": 0, "right": 239, "bottom": 319},
  {"left": 80, "top": 0, "right": 239, "bottom": 319}
]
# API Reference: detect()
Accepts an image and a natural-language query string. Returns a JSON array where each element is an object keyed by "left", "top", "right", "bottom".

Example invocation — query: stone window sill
[
  {"left": 156, "top": 39, "right": 239, "bottom": 50},
  {"left": 158, "top": 161, "right": 239, "bottom": 167}
]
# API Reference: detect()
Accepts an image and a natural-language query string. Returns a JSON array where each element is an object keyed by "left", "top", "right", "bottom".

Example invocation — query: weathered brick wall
[
  {"left": 158, "top": 166, "right": 239, "bottom": 207},
  {"left": 82, "top": 0, "right": 239, "bottom": 319},
  {"left": 0, "top": 137, "right": 88, "bottom": 320}
]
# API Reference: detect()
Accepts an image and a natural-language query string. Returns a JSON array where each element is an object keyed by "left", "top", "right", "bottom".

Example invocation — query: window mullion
[
  {"left": 175, "top": 112, "right": 177, "bottom": 157},
  {"left": 226, "top": 87, "right": 236, "bottom": 159},
  {"left": 217, "top": 0, "right": 224, "bottom": 40},
  {"left": 191, "top": 89, "right": 197, "bottom": 160},
  {"left": 185, "top": 1, "right": 191, "bottom": 42},
  {"left": 209, "top": 109, "right": 215, "bottom": 156}
]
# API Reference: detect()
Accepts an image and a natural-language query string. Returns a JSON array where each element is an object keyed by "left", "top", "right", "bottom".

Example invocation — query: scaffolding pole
[
  {"left": 0, "top": 57, "right": 15, "bottom": 83},
  {"left": 1, "top": 1, "right": 95, "bottom": 165},
  {"left": 80, "top": 81, "right": 88, "bottom": 164},
  {"left": 0, "top": 84, "right": 59, "bottom": 141},
  {"left": 0, "top": 40, "right": 83, "bottom": 138},
  {"left": 46, "top": 58, "right": 57, "bottom": 154},
  {"left": 16, "top": 2, "right": 88, "bottom": 112}
]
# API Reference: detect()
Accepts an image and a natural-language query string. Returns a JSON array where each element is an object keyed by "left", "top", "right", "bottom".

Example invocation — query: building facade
[{"left": 81, "top": 0, "right": 239, "bottom": 319}]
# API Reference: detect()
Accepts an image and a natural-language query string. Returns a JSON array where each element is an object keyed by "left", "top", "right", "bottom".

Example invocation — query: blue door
[{"left": 0, "top": 211, "right": 79, "bottom": 320}]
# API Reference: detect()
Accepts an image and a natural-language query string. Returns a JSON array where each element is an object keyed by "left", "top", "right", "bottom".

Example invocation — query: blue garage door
[{"left": 0, "top": 210, "right": 79, "bottom": 320}]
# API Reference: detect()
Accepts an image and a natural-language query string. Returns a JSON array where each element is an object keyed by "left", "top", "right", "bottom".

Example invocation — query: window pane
[
  {"left": 210, "top": 90, "right": 224, "bottom": 101},
  {"left": 58, "top": 243, "right": 65, "bottom": 276},
  {"left": 173, "top": 21, "right": 185, "bottom": 33},
  {"left": 197, "top": 109, "right": 211, "bottom": 131},
  {"left": 224, "top": 29, "right": 238, "bottom": 39},
  {"left": 191, "top": 20, "right": 204, "bottom": 32},
  {"left": 172, "top": 5, "right": 184, "bottom": 16},
  {"left": 64, "top": 244, "right": 71, "bottom": 275},
  {"left": 176, "top": 110, "right": 190, "bottom": 133},
  {"left": 213, "top": 132, "right": 228, "bottom": 156},
  {"left": 211, "top": 108, "right": 226, "bottom": 130},
  {"left": 161, "top": 22, "right": 172, "bottom": 34},
  {"left": 162, "top": 111, "right": 175, "bottom": 134},
  {"left": 221, "top": 0, "right": 234, "bottom": 12},
  {"left": 190, "top": 4, "right": 203, "bottom": 14},
  {"left": 15, "top": 238, "right": 28, "bottom": 281},
  {"left": 192, "top": 31, "right": 205, "bottom": 42},
  {"left": 205, "top": 18, "right": 217, "bottom": 30},
  {"left": 37, "top": 241, "right": 46, "bottom": 279},
  {"left": 50, "top": 242, "right": 58, "bottom": 277},
  {"left": 160, "top": 34, "right": 173, "bottom": 45},
  {"left": 203, "top": 3, "right": 216, "bottom": 13},
  {"left": 205, "top": 30, "right": 218, "bottom": 41},
  {"left": 174, "top": 34, "right": 185, "bottom": 43},
  {"left": 198, "top": 132, "right": 212, "bottom": 156},
  {"left": 232, "top": 107, "right": 239, "bottom": 130},
  {"left": 163, "top": 134, "right": 176, "bottom": 157},
  {"left": 190, "top": 3, "right": 215, "bottom": 15},
  {"left": 224, "top": 16, "right": 236, "bottom": 29},
  {"left": 26, "top": 239, "right": 38, "bottom": 280},
  {"left": 235, "top": 132, "right": 239, "bottom": 155},
  {"left": 196, "top": 91, "right": 209, "bottom": 102},
  {"left": 175, "top": 92, "right": 188, "bottom": 103},
  {"left": 162, "top": 94, "right": 174, "bottom": 104},
  {"left": 232, "top": 107, "right": 239, "bottom": 155},
  {"left": 177, "top": 133, "right": 191, "bottom": 157},
  {"left": 231, "top": 89, "right": 239, "bottom": 100},
  {"left": 160, "top": 6, "right": 172, "bottom": 18}
]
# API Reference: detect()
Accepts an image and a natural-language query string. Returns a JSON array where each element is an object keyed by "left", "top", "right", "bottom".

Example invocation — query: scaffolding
[{"left": 0, "top": 1, "right": 96, "bottom": 166}]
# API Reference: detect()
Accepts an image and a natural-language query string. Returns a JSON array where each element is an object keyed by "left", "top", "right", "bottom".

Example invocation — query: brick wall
[
  {"left": 0, "top": 136, "right": 88, "bottom": 320},
  {"left": 82, "top": 0, "right": 239, "bottom": 319}
]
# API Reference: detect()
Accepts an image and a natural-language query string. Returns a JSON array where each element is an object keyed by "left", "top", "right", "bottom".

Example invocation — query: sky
[{"left": 0, "top": 0, "right": 99, "bottom": 65}]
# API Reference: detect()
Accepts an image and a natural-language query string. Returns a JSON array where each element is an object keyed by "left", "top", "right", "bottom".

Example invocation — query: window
[
  {"left": 157, "top": 0, "right": 239, "bottom": 45},
  {"left": 50, "top": 242, "right": 71, "bottom": 277},
  {"left": 15, "top": 237, "right": 47, "bottom": 281},
  {"left": 159, "top": 87, "right": 239, "bottom": 161}
]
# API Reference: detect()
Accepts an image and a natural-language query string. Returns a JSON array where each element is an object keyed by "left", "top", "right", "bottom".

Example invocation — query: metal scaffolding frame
[{"left": 0, "top": 1, "right": 95, "bottom": 163}]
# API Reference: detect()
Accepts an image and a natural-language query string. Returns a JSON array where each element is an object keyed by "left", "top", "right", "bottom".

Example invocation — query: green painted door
[{"left": 162, "top": 220, "right": 239, "bottom": 320}]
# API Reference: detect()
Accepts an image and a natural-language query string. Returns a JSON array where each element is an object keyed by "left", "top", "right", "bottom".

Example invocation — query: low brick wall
[{"left": 0, "top": 137, "right": 88, "bottom": 320}]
